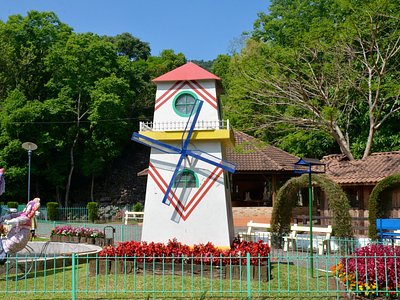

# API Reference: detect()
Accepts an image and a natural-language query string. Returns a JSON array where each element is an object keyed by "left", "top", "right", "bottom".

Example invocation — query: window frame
[
  {"left": 173, "top": 169, "right": 199, "bottom": 188},
  {"left": 172, "top": 91, "right": 198, "bottom": 117}
]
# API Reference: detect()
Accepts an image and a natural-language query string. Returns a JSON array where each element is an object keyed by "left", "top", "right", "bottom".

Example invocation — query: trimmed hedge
[
  {"left": 7, "top": 201, "right": 18, "bottom": 209},
  {"left": 133, "top": 202, "right": 143, "bottom": 212},
  {"left": 87, "top": 202, "right": 99, "bottom": 223},
  {"left": 271, "top": 173, "right": 353, "bottom": 238},
  {"left": 368, "top": 173, "right": 400, "bottom": 239},
  {"left": 47, "top": 202, "right": 59, "bottom": 221}
]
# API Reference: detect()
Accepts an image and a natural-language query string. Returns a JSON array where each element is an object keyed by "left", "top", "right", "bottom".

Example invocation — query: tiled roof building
[
  {"left": 226, "top": 131, "right": 299, "bottom": 172},
  {"left": 323, "top": 152, "right": 400, "bottom": 185}
]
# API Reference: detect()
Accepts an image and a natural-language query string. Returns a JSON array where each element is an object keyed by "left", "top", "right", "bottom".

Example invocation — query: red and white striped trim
[
  {"left": 154, "top": 80, "right": 217, "bottom": 111},
  {"left": 148, "top": 162, "right": 223, "bottom": 221}
]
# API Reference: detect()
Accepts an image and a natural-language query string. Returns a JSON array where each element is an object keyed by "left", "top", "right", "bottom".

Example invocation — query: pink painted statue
[{"left": 0, "top": 168, "right": 40, "bottom": 260}]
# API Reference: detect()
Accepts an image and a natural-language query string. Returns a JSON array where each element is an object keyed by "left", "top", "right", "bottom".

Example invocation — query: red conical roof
[{"left": 153, "top": 62, "right": 220, "bottom": 82}]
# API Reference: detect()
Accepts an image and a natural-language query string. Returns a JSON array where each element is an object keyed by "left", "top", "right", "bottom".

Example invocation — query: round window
[{"left": 173, "top": 91, "right": 197, "bottom": 117}]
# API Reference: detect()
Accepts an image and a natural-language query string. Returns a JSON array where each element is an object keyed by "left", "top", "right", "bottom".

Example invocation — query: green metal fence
[
  {"left": 2, "top": 249, "right": 400, "bottom": 299},
  {"left": 0, "top": 252, "right": 340, "bottom": 299}
]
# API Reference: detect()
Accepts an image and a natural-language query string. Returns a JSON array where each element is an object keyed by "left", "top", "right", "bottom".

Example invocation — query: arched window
[
  {"left": 173, "top": 91, "right": 197, "bottom": 117},
  {"left": 173, "top": 169, "right": 199, "bottom": 188}
]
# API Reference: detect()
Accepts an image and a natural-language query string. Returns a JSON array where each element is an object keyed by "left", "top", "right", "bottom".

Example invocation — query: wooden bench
[
  {"left": 283, "top": 224, "right": 332, "bottom": 255},
  {"left": 376, "top": 218, "right": 400, "bottom": 241},
  {"left": 238, "top": 221, "right": 271, "bottom": 243},
  {"left": 124, "top": 211, "right": 144, "bottom": 225}
]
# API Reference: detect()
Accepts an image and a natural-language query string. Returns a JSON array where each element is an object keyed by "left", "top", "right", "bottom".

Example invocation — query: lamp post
[
  {"left": 294, "top": 158, "right": 325, "bottom": 277},
  {"left": 22, "top": 142, "right": 37, "bottom": 202}
]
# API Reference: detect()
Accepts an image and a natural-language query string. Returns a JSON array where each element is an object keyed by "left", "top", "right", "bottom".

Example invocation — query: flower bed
[
  {"left": 91, "top": 238, "right": 270, "bottom": 279},
  {"left": 332, "top": 244, "right": 400, "bottom": 299},
  {"left": 50, "top": 225, "right": 105, "bottom": 245}
]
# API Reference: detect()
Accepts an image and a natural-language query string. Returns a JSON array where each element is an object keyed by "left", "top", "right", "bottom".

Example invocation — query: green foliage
[
  {"left": 105, "top": 32, "right": 150, "bottom": 61},
  {"left": 133, "top": 202, "right": 143, "bottom": 212},
  {"left": 47, "top": 202, "right": 59, "bottom": 221},
  {"left": 146, "top": 49, "right": 186, "bottom": 79},
  {"left": 277, "top": 131, "right": 339, "bottom": 159},
  {"left": 271, "top": 174, "right": 353, "bottom": 238},
  {"left": 7, "top": 201, "right": 18, "bottom": 209},
  {"left": 222, "top": 0, "right": 400, "bottom": 160},
  {"left": 368, "top": 173, "right": 400, "bottom": 239},
  {"left": 0, "top": 10, "right": 180, "bottom": 204},
  {"left": 87, "top": 202, "right": 99, "bottom": 223},
  {"left": 191, "top": 60, "right": 213, "bottom": 71}
]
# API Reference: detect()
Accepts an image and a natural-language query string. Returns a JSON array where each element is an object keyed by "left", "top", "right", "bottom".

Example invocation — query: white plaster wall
[{"left": 141, "top": 141, "right": 234, "bottom": 247}]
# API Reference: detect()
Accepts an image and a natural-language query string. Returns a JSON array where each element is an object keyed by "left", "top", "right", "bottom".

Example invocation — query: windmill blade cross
[
  {"left": 132, "top": 97, "right": 236, "bottom": 207},
  {"left": 163, "top": 100, "right": 203, "bottom": 205}
]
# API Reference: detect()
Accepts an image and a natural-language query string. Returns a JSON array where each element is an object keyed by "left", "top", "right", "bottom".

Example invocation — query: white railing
[{"left": 140, "top": 120, "right": 230, "bottom": 132}]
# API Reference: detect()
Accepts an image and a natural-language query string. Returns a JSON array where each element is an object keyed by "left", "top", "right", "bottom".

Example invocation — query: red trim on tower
[
  {"left": 155, "top": 81, "right": 187, "bottom": 111},
  {"left": 155, "top": 81, "right": 182, "bottom": 105},
  {"left": 183, "top": 165, "right": 221, "bottom": 210},
  {"left": 184, "top": 168, "right": 223, "bottom": 219},
  {"left": 147, "top": 161, "right": 224, "bottom": 220},
  {"left": 149, "top": 162, "right": 184, "bottom": 210},
  {"left": 191, "top": 80, "right": 217, "bottom": 104},
  {"left": 154, "top": 80, "right": 218, "bottom": 111},
  {"left": 186, "top": 81, "right": 217, "bottom": 109}
]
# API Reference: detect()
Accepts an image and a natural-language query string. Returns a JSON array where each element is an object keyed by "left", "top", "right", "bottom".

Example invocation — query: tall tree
[
  {"left": 105, "top": 32, "right": 151, "bottom": 61},
  {"left": 45, "top": 32, "right": 122, "bottom": 206},
  {"left": 226, "top": 0, "right": 400, "bottom": 159},
  {"left": 0, "top": 11, "right": 72, "bottom": 100}
]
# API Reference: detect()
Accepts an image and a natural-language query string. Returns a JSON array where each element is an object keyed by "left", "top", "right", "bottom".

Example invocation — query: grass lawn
[{"left": 0, "top": 260, "right": 340, "bottom": 299}]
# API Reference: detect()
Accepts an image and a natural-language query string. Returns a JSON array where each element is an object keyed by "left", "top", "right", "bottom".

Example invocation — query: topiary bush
[
  {"left": 87, "top": 202, "right": 99, "bottom": 223},
  {"left": 271, "top": 173, "right": 353, "bottom": 238},
  {"left": 7, "top": 201, "right": 18, "bottom": 209},
  {"left": 47, "top": 202, "right": 59, "bottom": 221},
  {"left": 368, "top": 173, "right": 400, "bottom": 239},
  {"left": 133, "top": 202, "right": 143, "bottom": 212}
]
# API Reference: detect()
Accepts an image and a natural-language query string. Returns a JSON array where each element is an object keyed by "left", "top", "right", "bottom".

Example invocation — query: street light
[
  {"left": 22, "top": 142, "right": 37, "bottom": 202},
  {"left": 294, "top": 158, "right": 325, "bottom": 277}
]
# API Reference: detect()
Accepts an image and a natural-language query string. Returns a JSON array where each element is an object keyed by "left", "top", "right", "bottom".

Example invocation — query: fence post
[
  {"left": 72, "top": 252, "right": 76, "bottom": 300},
  {"left": 246, "top": 252, "right": 251, "bottom": 300},
  {"left": 121, "top": 225, "right": 124, "bottom": 242}
]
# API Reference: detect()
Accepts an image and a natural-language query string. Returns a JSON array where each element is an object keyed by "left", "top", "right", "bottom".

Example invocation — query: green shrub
[
  {"left": 47, "top": 202, "right": 59, "bottom": 221},
  {"left": 87, "top": 202, "right": 99, "bottom": 223},
  {"left": 133, "top": 202, "right": 144, "bottom": 212},
  {"left": 368, "top": 173, "right": 400, "bottom": 239},
  {"left": 271, "top": 174, "right": 353, "bottom": 238},
  {"left": 7, "top": 201, "right": 18, "bottom": 209}
]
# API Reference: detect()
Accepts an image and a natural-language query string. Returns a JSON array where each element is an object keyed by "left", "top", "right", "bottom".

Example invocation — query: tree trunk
[
  {"left": 65, "top": 130, "right": 79, "bottom": 207},
  {"left": 90, "top": 174, "right": 94, "bottom": 202},
  {"left": 65, "top": 92, "right": 86, "bottom": 207},
  {"left": 330, "top": 123, "right": 354, "bottom": 160},
  {"left": 362, "top": 125, "right": 375, "bottom": 160},
  {"left": 55, "top": 186, "right": 62, "bottom": 206}
]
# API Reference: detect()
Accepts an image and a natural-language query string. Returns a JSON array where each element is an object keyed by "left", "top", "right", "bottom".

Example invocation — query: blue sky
[{"left": 0, "top": 0, "right": 270, "bottom": 61}]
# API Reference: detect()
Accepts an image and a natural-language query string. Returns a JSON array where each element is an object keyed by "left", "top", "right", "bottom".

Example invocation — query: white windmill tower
[{"left": 132, "top": 62, "right": 236, "bottom": 247}]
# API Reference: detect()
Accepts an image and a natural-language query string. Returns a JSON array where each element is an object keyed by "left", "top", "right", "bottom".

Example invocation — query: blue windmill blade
[
  {"left": 162, "top": 153, "right": 186, "bottom": 205},
  {"left": 131, "top": 132, "right": 181, "bottom": 154},
  {"left": 181, "top": 100, "right": 203, "bottom": 150},
  {"left": 187, "top": 150, "right": 236, "bottom": 173},
  {"left": 162, "top": 100, "right": 203, "bottom": 205}
]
